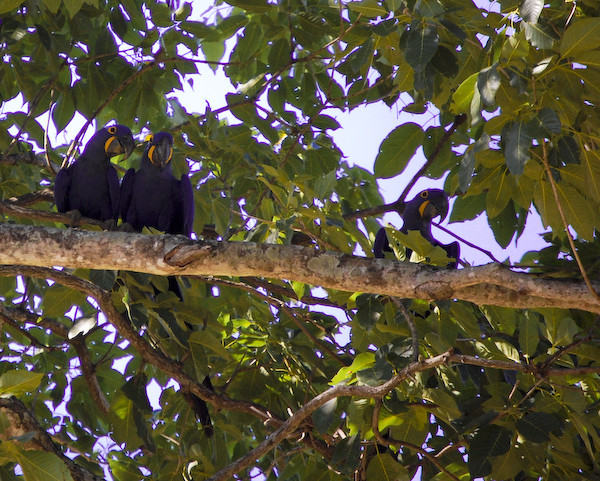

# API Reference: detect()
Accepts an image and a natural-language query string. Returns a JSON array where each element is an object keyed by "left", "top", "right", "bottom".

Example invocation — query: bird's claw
[
  {"left": 119, "top": 222, "right": 136, "bottom": 233},
  {"left": 65, "top": 209, "right": 82, "bottom": 227},
  {"left": 103, "top": 219, "right": 118, "bottom": 231}
]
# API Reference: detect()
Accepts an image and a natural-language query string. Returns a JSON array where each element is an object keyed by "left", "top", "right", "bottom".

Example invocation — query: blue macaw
[
  {"left": 54, "top": 125, "right": 135, "bottom": 227},
  {"left": 373, "top": 188, "right": 460, "bottom": 268},
  {"left": 120, "top": 132, "right": 193, "bottom": 236}
]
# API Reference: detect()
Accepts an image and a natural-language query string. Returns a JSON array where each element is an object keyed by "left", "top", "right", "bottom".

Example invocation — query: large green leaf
[
  {"left": 366, "top": 454, "right": 410, "bottom": 481},
  {"left": 373, "top": 122, "right": 423, "bottom": 178},
  {"left": 502, "top": 121, "right": 532, "bottom": 175},
  {"left": 404, "top": 23, "right": 439, "bottom": 72},
  {"left": 516, "top": 412, "right": 564, "bottom": 443},
  {"left": 520, "top": 0, "right": 544, "bottom": 23},
  {"left": 0, "top": 370, "right": 44, "bottom": 396},
  {"left": 560, "top": 17, "right": 600, "bottom": 57},
  {"left": 518, "top": 313, "right": 540, "bottom": 359},
  {"left": 468, "top": 425, "right": 513, "bottom": 478},
  {"left": 477, "top": 63, "right": 501, "bottom": 108},
  {"left": 0, "top": 0, "right": 24, "bottom": 14}
]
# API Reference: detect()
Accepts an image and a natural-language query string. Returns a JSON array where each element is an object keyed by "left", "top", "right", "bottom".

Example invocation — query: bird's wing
[
  {"left": 107, "top": 165, "right": 120, "bottom": 221},
  {"left": 180, "top": 174, "right": 194, "bottom": 237},
  {"left": 119, "top": 168, "right": 136, "bottom": 223},
  {"left": 373, "top": 227, "right": 390, "bottom": 259},
  {"left": 54, "top": 167, "right": 72, "bottom": 213}
]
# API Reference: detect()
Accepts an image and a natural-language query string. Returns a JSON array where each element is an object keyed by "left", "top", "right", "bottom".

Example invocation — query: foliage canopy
[{"left": 1, "top": 0, "right": 600, "bottom": 480}]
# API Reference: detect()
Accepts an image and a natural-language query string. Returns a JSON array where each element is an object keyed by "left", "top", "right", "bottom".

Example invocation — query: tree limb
[
  {"left": 0, "top": 224, "right": 598, "bottom": 313},
  {"left": 0, "top": 397, "right": 104, "bottom": 481},
  {"left": 0, "top": 305, "right": 110, "bottom": 414}
]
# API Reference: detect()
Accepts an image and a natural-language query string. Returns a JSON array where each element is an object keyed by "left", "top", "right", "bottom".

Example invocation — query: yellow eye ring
[
  {"left": 145, "top": 134, "right": 154, "bottom": 142},
  {"left": 420, "top": 191, "right": 429, "bottom": 198},
  {"left": 108, "top": 126, "right": 117, "bottom": 134}
]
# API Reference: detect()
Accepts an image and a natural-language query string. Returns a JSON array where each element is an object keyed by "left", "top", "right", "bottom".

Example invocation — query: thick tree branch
[{"left": 0, "top": 224, "right": 598, "bottom": 313}]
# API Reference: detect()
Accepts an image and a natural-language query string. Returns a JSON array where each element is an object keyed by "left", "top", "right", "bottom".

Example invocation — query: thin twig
[
  {"left": 343, "top": 114, "right": 467, "bottom": 221},
  {"left": 531, "top": 76, "right": 600, "bottom": 301}
]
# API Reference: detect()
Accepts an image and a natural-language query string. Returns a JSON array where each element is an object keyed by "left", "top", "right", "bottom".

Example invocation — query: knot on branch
[{"left": 163, "top": 240, "right": 211, "bottom": 267}]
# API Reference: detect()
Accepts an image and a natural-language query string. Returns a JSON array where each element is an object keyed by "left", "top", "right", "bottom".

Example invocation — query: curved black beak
[{"left": 106, "top": 133, "right": 135, "bottom": 160}]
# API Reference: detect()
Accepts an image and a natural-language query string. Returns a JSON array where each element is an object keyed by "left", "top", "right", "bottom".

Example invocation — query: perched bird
[
  {"left": 373, "top": 188, "right": 460, "bottom": 268},
  {"left": 120, "top": 132, "right": 213, "bottom": 435},
  {"left": 54, "top": 125, "right": 135, "bottom": 227},
  {"left": 120, "top": 132, "right": 193, "bottom": 236}
]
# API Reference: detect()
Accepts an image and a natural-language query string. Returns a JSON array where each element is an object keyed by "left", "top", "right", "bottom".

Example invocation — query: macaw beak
[
  {"left": 148, "top": 138, "right": 173, "bottom": 168},
  {"left": 105, "top": 134, "right": 135, "bottom": 160},
  {"left": 419, "top": 195, "right": 449, "bottom": 222}
]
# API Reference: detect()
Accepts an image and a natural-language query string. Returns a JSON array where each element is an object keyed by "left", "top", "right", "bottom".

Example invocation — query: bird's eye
[
  {"left": 145, "top": 134, "right": 154, "bottom": 142},
  {"left": 420, "top": 191, "right": 429, "bottom": 198},
  {"left": 108, "top": 126, "right": 117, "bottom": 134}
]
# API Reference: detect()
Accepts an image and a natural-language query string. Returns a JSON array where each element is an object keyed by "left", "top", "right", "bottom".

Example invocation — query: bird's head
[
  {"left": 403, "top": 189, "right": 449, "bottom": 230},
  {"left": 101, "top": 124, "right": 135, "bottom": 159},
  {"left": 144, "top": 132, "right": 174, "bottom": 169}
]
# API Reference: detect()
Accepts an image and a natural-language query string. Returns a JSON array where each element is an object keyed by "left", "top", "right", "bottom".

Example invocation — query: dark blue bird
[
  {"left": 54, "top": 125, "right": 135, "bottom": 227},
  {"left": 120, "top": 132, "right": 193, "bottom": 236},
  {"left": 119, "top": 132, "right": 212, "bottom": 435},
  {"left": 373, "top": 189, "right": 460, "bottom": 268}
]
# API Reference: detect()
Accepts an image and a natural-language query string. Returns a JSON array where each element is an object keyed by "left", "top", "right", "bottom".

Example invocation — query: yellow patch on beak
[
  {"left": 418, "top": 200, "right": 430, "bottom": 218},
  {"left": 148, "top": 145, "right": 156, "bottom": 165},
  {"left": 104, "top": 136, "right": 117, "bottom": 153}
]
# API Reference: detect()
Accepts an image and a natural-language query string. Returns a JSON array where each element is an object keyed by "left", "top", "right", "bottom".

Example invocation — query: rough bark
[{"left": 0, "top": 223, "right": 597, "bottom": 313}]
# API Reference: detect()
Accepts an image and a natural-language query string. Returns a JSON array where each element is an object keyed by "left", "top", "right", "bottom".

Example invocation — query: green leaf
[
  {"left": 366, "top": 454, "right": 410, "bottom": 481},
  {"left": 0, "top": 0, "right": 24, "bottom": 14},
  {"left": 89, "top": 269, "right": 117, "bottom": 290},
  {"left": 451, "top": 72, "right": 478, "bottom": 114},
  {"left": 347, "top": 0, "right": 387, "bottom": 17},
  {"left": 63, "top": 0, "right": 84, "bottom": 18},
  {"left": 109, "top": 391, "right": 144, "bottom": 447},
  {"left": 522, "top": 21, "right": 557, "bottom": 49},
  {"left": 52, "top": 92, "right": 75, "bottom": 132},
  {"left": 312, "top": 398, "right": 338, "bottom": 434},
  {"left": 224, "top": 0, "right": 272, "bottom": 13},
  {"left": 313, "top": 169, "right": 337, "bottom": 199},
  {"left": 405, "top": 23, "right": 439, "bottom": 72},
  {"left": 487, "top": 201, "right": 517, "bottom": 248},
  {"left": 331, "top": 434, "right": 361, "bottom": 475},
  {"left": 331, "top": 352, "right": 375, "bottom": 384},
  {"left": 374, "top": 122, "right": 423, "bottom": 178},
  {"left": 485, "top": 169, "right": 511, "bottom": 218},
  {"left": 268, "top": 38, "right": 290, "bottom": 72},
  {"left": 42, "top": 284, "right": 87, "bottom": 317},
  {"left": 555, "top": 182, "right": 596, "bottom": 240},
  {"left": 560, "top": 18, "right": 600, "bottom": 57},
  {"left": 468, "top": 425, "right": 513, "bottom": 478},
  {"left": 235, "top": 21, "right": 262, "bottom": 62},
  {"left": 189, "top": 330, "right": 231, "bottom": 360},
  {"left": 519, "top": 314, "right": 539, "bottom": 359},
  {"left": 0, "top": 370, "right": 44, "bottom": 396},
  {"left": 477, "top": 63, "right": 501, "bottom": 108},
  {"left": 502, "top": 121, "right": 532, "bottom": 175},
  {"left": 580, "top": 148, "right": 600, "bottom": 200},
  {"left": 355, "top": 294, "right": 384, "bottom": 329},
  {"left": 520, "top": 0, "right": 544, "bottom": 23},
  {"left": 356, "top": 357, "right": 393, "bottom": 386},
  {"left": 516, "top": 412, "right": 563, "bottom": 443},
  {"left": 17, "top": 450, "right": 74, "bottom": 481}
]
